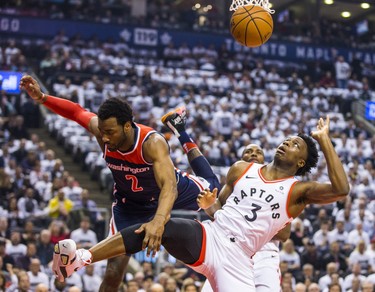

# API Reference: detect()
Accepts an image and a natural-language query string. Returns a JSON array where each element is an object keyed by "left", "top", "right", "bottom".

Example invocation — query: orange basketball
[{"left": 230, "top": 4, "right": 273, "bottom": 48}]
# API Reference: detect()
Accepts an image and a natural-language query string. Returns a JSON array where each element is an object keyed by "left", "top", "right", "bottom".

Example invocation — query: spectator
[
  {"left": 48, "top": 220, "right": 70, "bottom": 245},
  {"left": 361, "top": 281, "right": 374, "bottom": 292},
  {"left": 327, "top": 220, "right": 349, "bottom": 250},
  {"left": 36, "top": 229, "right": 54, "bottom": 268},
  {"left": 34, "top": 283, "right": 49, "bottom": 292},
  {"left": 61, "top": 176, "right": 82, "bottom": 206},
  {"left": 348, "top": 223, "right": 371, "bottom": 248},
  {"left": 279, "top": 239, "right": 301, "bottom": 278},
  {"left": 27, "top": 258, "right": 49, "bottom": 291},
  {"left": 296, "top": 263, "right": 320, "bottom": 288},
  {"left": 5, "top": 231, "right": 27, "bottom": 261},
  {"left": 313, "top": 220, "right": 330, "bottom": 253},
  {"left": 301, "top": 239, "right": 322, "bottom": 272},
  {"left": 348, "top": 240, "right": 372, "bottom": 276},
  {"left": 81, "top": 264, "right": 101, "bottom": 292},
  {"left": 16, "top": 242, "right": 38, "bottom": 271},
  {"left": 47, "top": 188, "right": 74, "bottom": 220},
  {"left": 321, "top": 242, "right": 348, "bottom": 276},
  {"left": 17, "top": 188, "right": 41, "bottom": 223},
  {"left": 343, "top": 263, "right": 366, "bottom": 291},
  {"left": 20, "top": 221, "right": 39, "bottom": 245},
  {"left": 318, "top": 263, "right": 344, "bottom": 291},
  {"left": 7, "top": 270, "right": 31, "bottom": 292},
  {"left": 70, "top": 216, "right": 97, "bottom": 249},
  {"left": 0, "top": 238, "right": 14, "bottom": 271},
  {"left": 307, "top": 283, "right": 321, "bottom": 292},
  {"left": 334, "top": 56, "right": 351, "bottom": 89},
  {"left": 0, "top": 218, "right": 10, "bottom": 240}
]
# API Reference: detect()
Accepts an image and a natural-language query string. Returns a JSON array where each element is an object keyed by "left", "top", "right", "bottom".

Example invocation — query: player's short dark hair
[
  {"left": 296, "top": 133, "right": 319, "bottom": 176},
  {"left": 98, "top": 97, "right": 133, "bottom": 126}
]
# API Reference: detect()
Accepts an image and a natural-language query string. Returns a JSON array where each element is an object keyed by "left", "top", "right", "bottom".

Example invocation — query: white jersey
[
  {"left": 213, "top": 163, "right": 297, "bottom": 256},
  {"left": 259, "top": 240, "right": 280, "bottom": 253}
]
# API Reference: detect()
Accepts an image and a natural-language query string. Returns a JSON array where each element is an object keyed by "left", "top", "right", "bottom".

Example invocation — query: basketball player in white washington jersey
[
  {"left": 201, "top": 144, "right": 290, "bottom": 292},
  {"left": 52, "top": 117, "right": 350, "bottom": 291}
]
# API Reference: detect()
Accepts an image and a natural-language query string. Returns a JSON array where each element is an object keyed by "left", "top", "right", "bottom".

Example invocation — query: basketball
[{"left": 230, "top": 4, "right": 274, "bottom": 48}]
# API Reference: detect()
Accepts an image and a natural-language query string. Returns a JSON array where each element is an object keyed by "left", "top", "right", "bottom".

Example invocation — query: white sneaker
[{"left": 52, "top": 239, "right": 92, "bottom": 282}]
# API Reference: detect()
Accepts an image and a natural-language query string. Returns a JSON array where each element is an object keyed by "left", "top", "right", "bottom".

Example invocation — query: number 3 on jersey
[
  {"left": 245, "top": 203, "right": 262, "bottom": 222},
  {"left": 125, "top": 175, "right": 144, "bottom": 192}
]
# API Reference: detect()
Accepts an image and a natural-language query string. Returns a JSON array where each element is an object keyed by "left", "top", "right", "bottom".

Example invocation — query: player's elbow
[{"left": 336, "top": 183, "right": 350, "bottom": 197}]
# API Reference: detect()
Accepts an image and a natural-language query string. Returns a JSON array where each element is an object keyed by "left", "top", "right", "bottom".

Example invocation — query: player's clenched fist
[
  {"left": 19, "top": 75, "right": 45, "bottom": 102},
  {"left": 197, "top": 188, "right": 217, "bottom": 210}
]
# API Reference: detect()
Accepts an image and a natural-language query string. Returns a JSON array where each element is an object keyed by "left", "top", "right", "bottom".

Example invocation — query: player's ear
[
  {"left": 124, "top": 121, "right": 132, "bottom": 131},
  {"left": 297, "top": 159, "right": 305, "bottom": 169}
]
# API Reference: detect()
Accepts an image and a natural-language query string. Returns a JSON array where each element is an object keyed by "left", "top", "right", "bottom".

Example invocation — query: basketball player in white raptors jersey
[
  {"left": 201, "top": 144, "right": 289, "bottom": 292},
  {"left": 52, "top": 117, "right": 350, "bottom": 291}
]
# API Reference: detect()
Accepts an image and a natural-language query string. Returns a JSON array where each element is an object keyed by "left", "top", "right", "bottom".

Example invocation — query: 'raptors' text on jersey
[{"left": 212, "top": 162, "right": 298, "bottom": 256}]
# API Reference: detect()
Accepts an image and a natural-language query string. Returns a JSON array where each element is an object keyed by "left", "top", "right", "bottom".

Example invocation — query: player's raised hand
[
  {"left": 19, "top": 75, "right": 44, "bottom": 102},
  {"left": 311, "top": 115, "right": 330, "bottom": 141},
  {"left": 197, "top": 188, "right": 217, "bottom": 210}
]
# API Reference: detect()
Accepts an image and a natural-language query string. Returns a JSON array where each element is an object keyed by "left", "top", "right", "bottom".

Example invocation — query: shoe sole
[
  {"left": 161, "top": 107, "right": 185, "bottom": 124},
  {"left": 52, "top": 240, "right": 77, "bottom": 282}
]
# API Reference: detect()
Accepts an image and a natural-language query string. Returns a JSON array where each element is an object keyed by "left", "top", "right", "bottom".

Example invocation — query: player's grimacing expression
[
  {"left": 276, "top": 136, "right": 308, "bottom": 169},
  {"left": 98, "top": 117, "right": 131, "bottom": 151},
  {"left": 241, "top": 144, "right": 265, "bottom": 164}
]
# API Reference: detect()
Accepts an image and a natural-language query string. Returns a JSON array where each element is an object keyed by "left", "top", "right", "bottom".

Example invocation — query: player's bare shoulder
[
  {"left": 143, "top": 132, "right": 170, "bottom": 162},
  {"left": 227, "top": 160, "right": 252, "bottom": 184}
]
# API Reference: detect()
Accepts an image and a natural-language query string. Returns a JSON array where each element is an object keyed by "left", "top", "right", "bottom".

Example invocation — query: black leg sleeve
[
  {"left": 120, "top": 219, "right": 204, "bottom": 264},
  {"left": 120, "top": 223, "right": 144, "bottom": 255},
  {"left": 161, "top": 218, "right": 203, "bottom": 265}
]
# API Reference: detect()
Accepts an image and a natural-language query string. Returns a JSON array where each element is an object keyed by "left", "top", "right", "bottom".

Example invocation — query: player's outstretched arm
[
  {"left": 20, "top": 75, "right": 97, "bottom": 133},
  {"left": 134, "top": 134, "right": 177, "bottom": 257},
  {"left": 296, "top": 116, "right": 350, "bottom": 206},
  {"left": 198, "top": 161, "right": 250, "bottom": 218}
]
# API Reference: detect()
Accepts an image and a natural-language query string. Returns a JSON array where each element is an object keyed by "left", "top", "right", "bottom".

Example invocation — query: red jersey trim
[
  {"left": 189, "top": 221, "right": 206, "bottom": 267},
  {"left": 187, "top": 174, "right": 205, "bottom": 191}
]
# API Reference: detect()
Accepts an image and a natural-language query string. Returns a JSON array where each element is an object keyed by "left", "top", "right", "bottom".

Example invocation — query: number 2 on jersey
[{"left": 125, "top": 175, "right": 144, "bottom": 192}]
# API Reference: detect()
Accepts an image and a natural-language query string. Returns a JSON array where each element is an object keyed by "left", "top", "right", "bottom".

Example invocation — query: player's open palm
[
  {"left": 311, "top": 115, "right": 330, "bottom": 141},
  {"left": 197, "top": 188, "right": 217, "bottom": 210}
]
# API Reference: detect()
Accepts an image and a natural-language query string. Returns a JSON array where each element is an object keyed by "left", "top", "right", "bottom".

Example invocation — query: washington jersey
[
  {"left": 212, "top": 162, "right": 298, "bottom": 256},
  {"left": 104, "top": 123, "right": 162, "bottom": 203}
]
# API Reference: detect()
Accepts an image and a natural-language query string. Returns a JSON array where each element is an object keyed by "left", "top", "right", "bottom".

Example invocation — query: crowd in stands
[
  {"left": 2, "top": 0, "right": 375, "bottom": 48},
  {"left": 1, "top": 11, "right": 375, "bottom": 292}
]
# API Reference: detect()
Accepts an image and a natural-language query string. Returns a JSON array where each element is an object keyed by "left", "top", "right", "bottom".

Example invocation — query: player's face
[
  {"left": 98, "top": 117, "right": 129, "bottom": 151},
  {"left": 275, "top": 136, "right": 308, "bottom": 169},
  {"left": 241, "top": 144, "right": 265, "bottom": 164}
]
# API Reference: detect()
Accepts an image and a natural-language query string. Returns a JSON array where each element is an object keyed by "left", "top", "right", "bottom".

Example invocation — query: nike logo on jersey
[{"left": 245, "top": 175, "right": 257, "bottom": 179}]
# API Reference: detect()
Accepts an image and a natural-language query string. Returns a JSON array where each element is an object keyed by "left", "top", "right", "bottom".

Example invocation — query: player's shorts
[
  {"left": 189, "top": 220, "right": 255, "bottom": 292},
  {"left": 109, "top": 173, "right": 210, "bottom": 235},
  {"left": 253, "top": 250, "right": 281, "bottom": 292}
]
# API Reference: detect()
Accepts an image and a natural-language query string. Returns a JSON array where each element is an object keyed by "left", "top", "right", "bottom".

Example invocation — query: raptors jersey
[
  {"left": 212, "top": 162, "right": 298, "bottom": 257},
  {"left": 104, "top": 123, "right": 162, "bottom": 203}
]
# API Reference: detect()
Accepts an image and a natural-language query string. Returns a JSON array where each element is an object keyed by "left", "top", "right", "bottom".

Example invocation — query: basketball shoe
[
  {"left": 161, "top": 106, "right": 186, "bottom": 137},
  {"left": 52, "top": 239, "right": 92, "bottom": 282}
]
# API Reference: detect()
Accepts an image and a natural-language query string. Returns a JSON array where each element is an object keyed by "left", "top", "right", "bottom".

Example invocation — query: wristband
[{"left": 38, "top": 93, "right": 48, "bottom": 104}]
